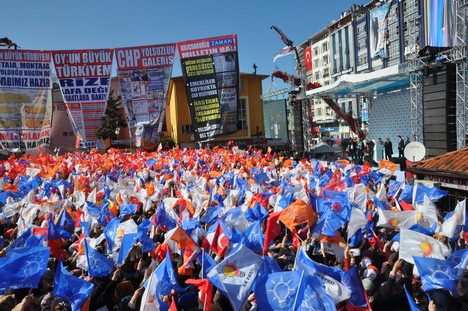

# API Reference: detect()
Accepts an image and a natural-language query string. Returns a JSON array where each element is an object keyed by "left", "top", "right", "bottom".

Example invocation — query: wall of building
[{"left": 165, "top": 73, "right": 267, "bottom": 148}]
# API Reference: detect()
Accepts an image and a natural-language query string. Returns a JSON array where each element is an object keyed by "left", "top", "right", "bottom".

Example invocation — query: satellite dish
[{"left": 404, "top": 141, "right": 426, "bottom": 162}]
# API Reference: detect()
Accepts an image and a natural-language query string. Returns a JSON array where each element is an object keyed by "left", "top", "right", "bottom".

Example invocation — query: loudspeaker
[{"left": 422, "top": 63, "right": 457, "bottom": 157}]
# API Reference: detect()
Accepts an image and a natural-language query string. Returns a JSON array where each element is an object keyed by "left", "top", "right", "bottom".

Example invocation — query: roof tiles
[{"left": 407, "top": 147, "right": 468, "bottom": 179}]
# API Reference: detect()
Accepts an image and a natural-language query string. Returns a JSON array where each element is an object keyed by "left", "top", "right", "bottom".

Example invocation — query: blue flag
[
  {"left": 56, "top": 208, "right": 75, "bottom": 235},
  {"left": 239, "top": 220, "right": 265, "bottom": 253},
  {"left": 447, "top": 249, "right": 468, "bottom": 279},
  {"left": 414, "top": 184, "right": 448, "bottom": 204},
  {"left": 54, "top": 261, "right": 94, "bottom": 311},
  {"left": 399, "top": 185, "right": 413, "bottom": 203},
  {"left": 120, "top": 203, "right": 138, "bottom": 217},
  {"left": 255, "top": 270, "right": 304, "bottom": 311},
  {"left": 297, "top": 273, "right": 336, "bottom": 311},
  {"left": 118, "top": 233, "right": 138, "bottom": 264},
  {"left": 413, "top": 256, "right": 457, "bottom": 295},
  {"left": 404, "top": 284, "right": 420, "bottom": 311},
  {"left": 387, "top": 180, "right": 402, "bottom": 198},
  {"left": 8, "top": 227, "right": 33, "bottom": 249},
  {"left": 84, "top": 239, "right": 114, "bottom": 278},
  {"left": 154, "top": 250, "right": 189, "bottom": 311},
  {"left": 104, "top": 217, "right": 121, "bottom": 253},
  {"left": 342, "top": 266, "right": 369, "bottom": 310},
  {"left": 197, "top": 249, "right": 217, "bottom": 279},
  {"left": 0, "top": 246, "right": 49, "bottom": 291},
  {"left": 48, "top": 213, "right": 72, "bottom": 240}
]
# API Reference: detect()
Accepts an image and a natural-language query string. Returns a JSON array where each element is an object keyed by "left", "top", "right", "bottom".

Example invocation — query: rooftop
[{"left": 407, "top": 147, "right": 468, "bottom": 179}]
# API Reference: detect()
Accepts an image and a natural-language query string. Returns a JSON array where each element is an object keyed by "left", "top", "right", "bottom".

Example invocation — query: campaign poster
[
  {"left": 115, "top": 43, "right": 176, "bottom": 143},
  {"left": 52, "top": 49, "right": 113, "bottom": 149},
  {"left": 178, "top": 34, "right": 239, "bottom": 141},
  {"left": 0, "top": 49, "right": 52, "bottom": 152},
  {"left": 369, "top": 1, "right": 391, "bottom": 59},
  {"left": 424, "top": 0, "right": 456, "bottom": 47},
  {"left": 263, "top": 99, "right": 288, "bottom": 140}
]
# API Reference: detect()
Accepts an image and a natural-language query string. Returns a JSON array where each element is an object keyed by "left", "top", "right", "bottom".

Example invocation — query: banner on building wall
[
  {"left": 263, "top": 99, "right": 288, "bottom": 141},
  {"left": 424, "top": 0, "right": 456, "bottom": 48},
  {"left": 178, "top": 34, "right": 239, "bottom": 142},
  {"left": 52, "top": 49, "right": 113, "bottom": 149},
  {"left": 304, "top": 46, "right": 313, "bottom": 72},
  {"left": 115, "top": 44, "right": 176, "bottom": 144},
  {"left": 0, "top": 49, "right": 52, "bottom": 152},
  {"left": 369, "top": 1, "right": 391, "bottom": 59}
]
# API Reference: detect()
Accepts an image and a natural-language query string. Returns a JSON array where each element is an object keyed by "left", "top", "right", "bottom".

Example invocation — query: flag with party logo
[
  {"left": 54, "top": 261, "right": 94, "bottom": 311},
  {"left": 207, "top": 244, "right": 263, "bottom": 311},
  {"left": 413, "top": 256, "right": 457, "bottom": 295},
  {"left": 399, "top": 229, "right": 449, "bottom": 265},
  {"left": 0, "top": 246, "right": 49, "bottom": 291},
  {"left": 377, "top": 209, "right": 418, "bottom": 229}
]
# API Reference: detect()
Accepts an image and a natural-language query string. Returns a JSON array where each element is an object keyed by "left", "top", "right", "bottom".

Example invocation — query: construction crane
[{"left": 271, "top": 70, "right": 366, "bottom": 140}]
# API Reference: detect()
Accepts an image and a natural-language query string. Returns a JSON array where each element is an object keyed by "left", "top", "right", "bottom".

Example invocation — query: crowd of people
[{"left": 0, "top": 145, "right": 466, "bottom": 311}]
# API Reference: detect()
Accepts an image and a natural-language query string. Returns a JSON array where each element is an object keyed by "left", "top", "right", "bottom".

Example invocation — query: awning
[{"left": 306, "top": 65, "right": 410, "bottom": 98}]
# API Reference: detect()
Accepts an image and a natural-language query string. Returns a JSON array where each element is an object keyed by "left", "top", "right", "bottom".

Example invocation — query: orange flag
[
  {"left": 167, "top": 227, "right": 197, "bottom": 250},
  {"left": 278, "top": 198, "right": 317, "bottom": 231},
  {"left": 378, "top": 159, "right": 398, "bottom": 172},
  {"left": 320, "top": 231, "right": 346, "bottom": 245}
]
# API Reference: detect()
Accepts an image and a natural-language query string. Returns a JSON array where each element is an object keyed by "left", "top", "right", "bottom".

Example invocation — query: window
[
  {"left": 181, "top": 125, "right": 193, "bottom": 134},
  {"left": 62, "top": 131, "right": 68, "bottom": 137},
  {"left": 314, "top": 59, "right": 319, "bottom": 68},
  {"left": 317, "top": 108, "right": 322, "bottom": 116},
  {"left": 348, "top": 102, "right": 352, "bottom": 113},
  {"left": 68, "top": 131, "right": 74, "bottom": 136},
  {"left": 322, "top": 43, "right": 328, "bottom": 52},
  {"left": 323, "top": 68, "right": 329, "bottom": 77},
  {"left": 315, "top": 72, "right": 320, "bottom": 80},
  {"left": 323, "top": 55, "right": 329, "bottom": 65},
  {"left": 313, "top": 47, "right": 319, "bottom": 56},
  {"left": 238, "top": 97, "right": 248, "bottom": 131}
]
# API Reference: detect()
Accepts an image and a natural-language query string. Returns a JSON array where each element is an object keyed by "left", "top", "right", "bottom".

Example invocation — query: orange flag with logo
[{"left": 278, "top": 198, "right": 317, "bottom": 231}]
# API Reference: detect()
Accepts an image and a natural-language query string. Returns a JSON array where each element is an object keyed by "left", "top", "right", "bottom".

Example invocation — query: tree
[{"left": 95, "top": 90, "right": 127, "bottom": 140}]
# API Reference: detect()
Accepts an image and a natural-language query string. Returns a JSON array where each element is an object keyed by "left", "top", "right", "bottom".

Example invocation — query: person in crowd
[
  {"left": 0, "top": 146, "right": 466, "bottom": 311},
  {"left": 384, "top": 137, "right": 393, "bottom": 160},
  {"left": 397, "top": 135, "right": 405, "bottom": 159}
]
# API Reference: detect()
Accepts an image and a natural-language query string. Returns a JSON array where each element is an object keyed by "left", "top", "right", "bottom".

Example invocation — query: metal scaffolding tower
[
  {"left": 455, "top": 0, "right": 468, "bottom": 148},
  {"left": 405, "top": 14, "right": 424, "bottom": 143}
]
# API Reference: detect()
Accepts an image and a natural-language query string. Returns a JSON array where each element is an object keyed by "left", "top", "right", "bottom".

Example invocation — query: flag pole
[{"left": 292, "top": 270, "right": 304, "bottom": 310}]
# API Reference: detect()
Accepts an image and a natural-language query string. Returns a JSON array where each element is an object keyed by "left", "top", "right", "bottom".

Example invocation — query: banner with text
[
  {"left": 369, "top": 1, "right": 391, "bottom": 59},
  {"left": 178, "top": 34, "right": 239, "bottom": 141},
  {"left": 52, "top": 49, "right": 113, "bottom": 149},
  {"left": 115, "top": 43, "right": 176, "bottom": 143},
  {"left": 0, "top": 49, "right": 52, "bottom": 152}
]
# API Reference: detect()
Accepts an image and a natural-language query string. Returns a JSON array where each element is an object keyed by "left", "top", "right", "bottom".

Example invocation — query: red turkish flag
[{"left": 304, "top": 46, "right": 313, "bottom": 71}]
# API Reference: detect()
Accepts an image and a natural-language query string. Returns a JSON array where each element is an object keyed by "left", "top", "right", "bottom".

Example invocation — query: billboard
[
  {"left": 263, "top": 99, "right": 288, "bottom": 141},
  {"left": 115, "top": 44, "right": 176, "bottom": 144},
  {"left": 369, "top": 1, "right": 391, "bottom": 59},
  {"left": 0, "top": 49, "right": 52, "bottom": 151},
  {"left": 52, "top": 49, "right": 114, "bottom": 149},
  {"left": 178, "top": 34, "right": 239, "bottom": 141}
]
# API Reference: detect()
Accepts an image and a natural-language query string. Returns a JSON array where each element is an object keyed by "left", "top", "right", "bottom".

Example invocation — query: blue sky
[{"left": 2, "top": 0, "right": 369, "bottom": 91}]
